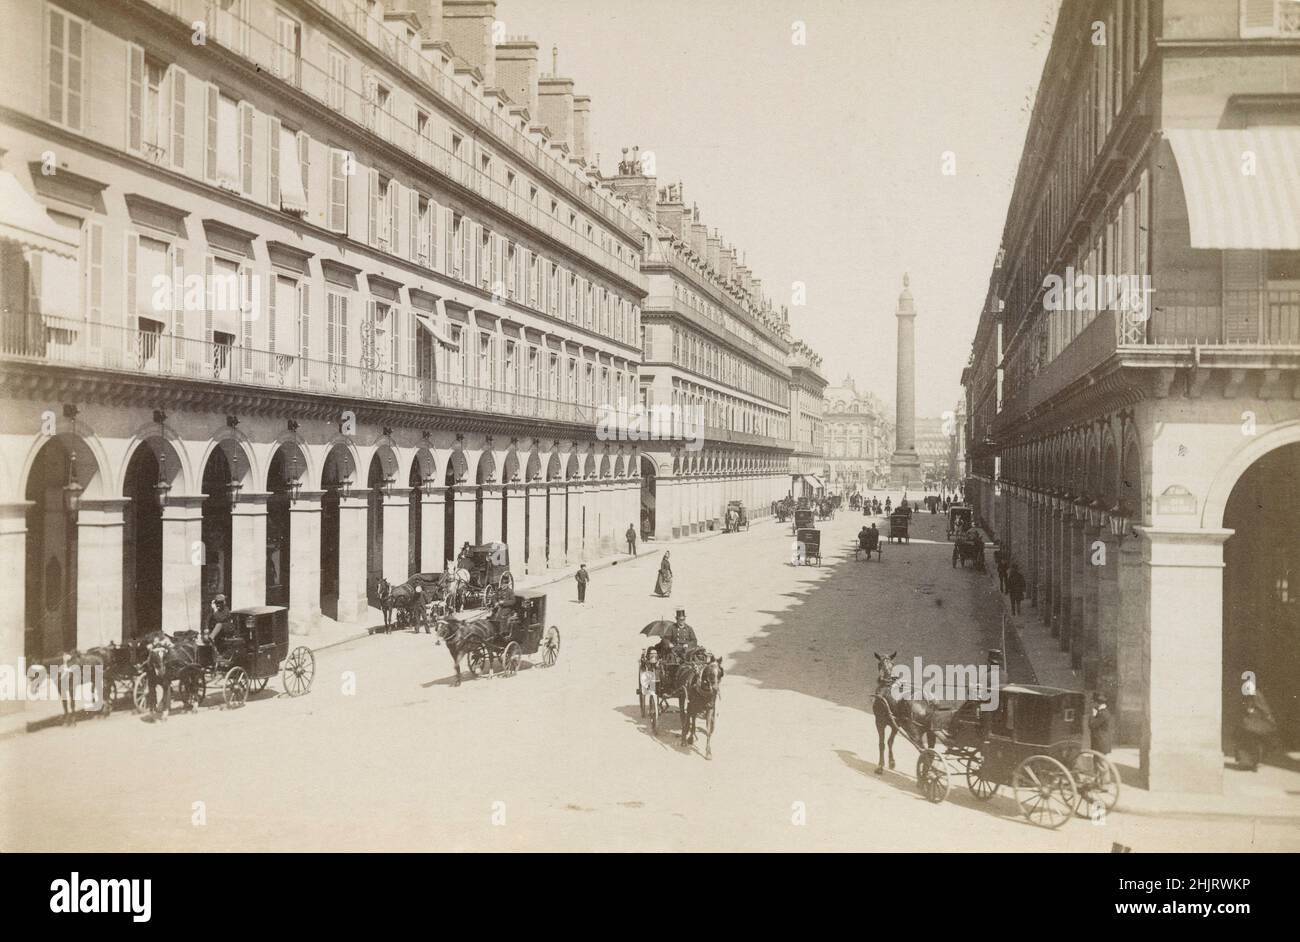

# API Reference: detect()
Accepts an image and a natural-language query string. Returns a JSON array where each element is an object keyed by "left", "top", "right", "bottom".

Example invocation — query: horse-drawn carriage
[
  {"left": 133, "top": 605, "right": 316, "bottom": 712},
  {"left": 775, "top": 498, "right": 792, "bottom": 523},
  {"left": 795, "top": 527, "right": 822, "bottom": 566},
  {"left": 792, "top": 508, "right": 815, "bottom": 535},
  {"left": 855, "top": 526, "right": 882, "bottom": 561},
  {"left": 947, "top": 505, "right": 974, "bottom": 540},
  {"left": 874, "top": 666, "right": 1120, "bottom": 828},
  {"left": 724, "top": 500, "right": 749, "bottom": 532},
  {"left": 455, "top": 542, "right": 515, "bottom": 609},
  {"left": 888, "top": 512, "right": 910, "bottom": 544},
  {"left": 434, "top": 588, "right": 560, "bottom": 682},
  {"left": 378, "top": 571, "right": 457, "bottom": 632},
  {"left": 636, "top": 630, "right": 723, "bottom": 758},
  {"left": 952, "top": 528, "right": 986, "bottom": 570}
]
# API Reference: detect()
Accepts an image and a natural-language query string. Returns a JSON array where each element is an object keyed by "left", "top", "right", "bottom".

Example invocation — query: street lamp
[
  {"left": 62, "top": 451, "right": 83, "bottom": 518},
  {"left": 420, "top": 474, "right": 436, "bottom": 497},
  {"left": 338, "top": 475, "right": 353, "bottom": 500},
  {"left": 154, "top": 451, "right": 172, "bottom": 510},
  {"left": 288, "top": 454, "right": 304, "bottom": 505}
]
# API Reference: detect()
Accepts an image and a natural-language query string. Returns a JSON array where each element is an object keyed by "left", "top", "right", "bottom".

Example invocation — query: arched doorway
[
  {"left": 319, "top": 445, "right": 354, "bottom": 620},
  {"left": 24, "top": 439, "right": 85, "bottom": 659},
  {"left": 1222, "top": 441, "right": 1300, "bottom": 752},
  {"left": 266, "top": 448, "right": 298, "bottom": 608},
  {"left": 407, "top": 459, "right": 422, "bottom": 576},
  {"left": 443, "top": 451, "right": 468, "bottom": 564},
  {"left": 640, "top": 455, "right": 656, "bottom": 540},
  {"left": 123, "top": 445, "right": 164, "bottom": 637},
  {"left": 200, "top": 448, "right": 235, "bottom": 615},
  {"left": 366, "top": 454, "right": 387, "bottom": 608},
  {"left": 475, "top": 451, "right": 496, "bottom": 544}
]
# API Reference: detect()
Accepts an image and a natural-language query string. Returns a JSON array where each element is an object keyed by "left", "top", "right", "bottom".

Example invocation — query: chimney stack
[
  {"left": 537, "top": 51, "right": 575, "bottom": 150},
  {"left": 442, "top": 0, "right": 497, "bottom": 86},
  {"left": 572, "top": 95, "right": 592, "bottom": 162},
  {"left": 494, "top": 37, "right": 539, "bottom": 115},
  {"left": 406, "top": 0, "right": 445, "bottom": 41}
]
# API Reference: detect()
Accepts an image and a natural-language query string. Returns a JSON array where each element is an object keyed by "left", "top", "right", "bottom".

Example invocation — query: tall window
[
  {"left": 46, "top": 4, "right": 86, "bottom": 131},
  {"left": 274, "top": 13, "right": 301, "bottom": 86},
  {"left": 328, "top": 45, "right": 348, "bottom": 111}
]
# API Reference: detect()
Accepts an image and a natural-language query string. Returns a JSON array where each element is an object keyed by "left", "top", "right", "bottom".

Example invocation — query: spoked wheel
[
  {"left": 223, "top": 666, "right": 250, "bottom": 709},
  {"left": 466, "top": 642, "right": 491, "bottom": 678},
  {"left": 542, "top": 627, "right": 560, "bottom": 667},
  {"left": 177, "top": 666, "right": 206, "bottom": 712},
  {"left": 916, "top": 749, "right": 952, "bottom": 803},
  {"left": 1012, "top": 755, "right": 1077, "bottom": 829},
  {"left": 282, "top": 646, "right": 316, "bottom": 697},
  {"left": 649, "top": 690, "right": 660, "bottom": 736},
  {"left": 482, "top": 585, "right": 498, "bottom": 609},
  {"left": 501, "top": 641, "right": 521, "bottom": 677},
  {"left": 132, "top": 673, "right": 150, "bottom": 714},
  {"left": 965, "top": 750, "right": 999, "bottom": 801},
  {"left": 1070, "top": 749, "right": 1121, "bottom": 819},
  {"left": 500, "top": 573, "right": 514, "bottom": 596}
]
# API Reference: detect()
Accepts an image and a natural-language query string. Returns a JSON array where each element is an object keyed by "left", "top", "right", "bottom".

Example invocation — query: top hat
[{"left": 675, "top": 608, "right": 686, "bottom": 617}]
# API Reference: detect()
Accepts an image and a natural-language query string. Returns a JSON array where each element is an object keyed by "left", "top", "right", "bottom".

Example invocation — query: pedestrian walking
[
  {"left": 1235, "top": 684, "right": 1276, "bottom": 771},
  {"left": 575, "top": 563, "right": 589, "bottom": 604},
  {"left": 995, "top": 549, "right": 1009, "bottom": 593},
  {"left": 625, "top": 523, "right": 637, "bottom": 556},
  {"left": 1007, "top": 562, "right": 1025, "bottom": 614},
  {"left": 1089, "top": 693, "right": 1113, "bottom": 754},
  {"left": 653, "top": 551, "right": 673, "bottom": 597}
]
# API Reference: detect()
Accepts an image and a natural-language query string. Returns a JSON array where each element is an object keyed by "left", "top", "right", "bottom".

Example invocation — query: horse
[
  {"left": 431, "top": 613, "right": 495, "bottom": 686},
  {"left": 56, "top": 650, "right": 106, "bottom": 726},
  {"left": 680, "top": 659, "right": 724, "bottom": 759},
  {"left": 871, "top": 651, "right": 942, "bottom": 774}
]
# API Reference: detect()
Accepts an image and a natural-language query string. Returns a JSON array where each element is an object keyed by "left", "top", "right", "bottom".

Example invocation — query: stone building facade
[{"left": 822, "top": 375, "right": 891, "bottom": 493}]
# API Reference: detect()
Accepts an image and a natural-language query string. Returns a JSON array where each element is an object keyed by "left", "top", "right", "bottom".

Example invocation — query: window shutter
[
  {"left": 368, "top": 168, "right": 380, "bottom": 247},
  {"left": 429, "top": 200, "right": 441, "bottom": 271},
  {"left": 171, "top": 244, "right": 185, "bottom": 361},
  {"left": 297, "top": 131, "right": 309, "bottom": 205},
  {"left": 328, "top": 149, "right": 347, "bottom": 232},
  {"left": 362, "top": 68, "right": 376, "bottom": 131},
  {"left": 203, "top": 255, "right": 214, "bottom": 342},
  {"left": 205, "top": 83, "right": 219, "bottom": 181},
  {"left": 1241, "top": 0, "right": 1278, "bottom": 37},
  {"left": 47, "top": 8, "right": 66, "bottom": 125},
  {"left": 127, "top": 44, "right": 143, "bottom": 153},
  {"left": 239, "top": 100, "right": 254, "bottom": 195},
  {"left": 170, "top": 66, "right": 187, "bottom": 170},
  {"left": 267, "top": 272, "right": 277, "bottom": 352},
  {"left": 408, "top": 189, "right": 419, "bottom": 261},
  {"left": 240, "top": 263, "right": 253, "bottom": 371},
  {"left": 387, "top": 180, "right": 399, "bottom": 255},
  {"left": 443, "top": 207, "right": 454, "bottom": 274},
  {"left": 124, "top": 231, "right": 139, "bottom": 330},
  {"left": 86, "top": 221, "right": 103, "bottom": 346},
  {"left": 366, "top": 298, "right": 377, "bottom": 369},
  {"left": 298, "top": 280, "right": 310, "bottom": 384},
  {"left": 326, "top": 292, "right": 337, "bottom": 363},
  {"left": 408, "top": 308, "right": 418, "bottom": 385},
  {"left": 268, "top": 115, "right": 281, "bottom": 208},
  {"left": 392, "top": 304, "right": 402, "bottom": 375}
]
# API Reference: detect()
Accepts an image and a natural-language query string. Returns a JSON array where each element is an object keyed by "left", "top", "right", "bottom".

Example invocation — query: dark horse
[
  {"left": 431, "top": 613, "right": 495, "bottom": 686},
  {"left": 681, "top": 659, "right": 724, "bottom": 759},
  {"left": 871, "top": 651, "right": 941, "bottom": 774},
  {"left": 57, "top": 650, "right": 106, "bottom": 726}
]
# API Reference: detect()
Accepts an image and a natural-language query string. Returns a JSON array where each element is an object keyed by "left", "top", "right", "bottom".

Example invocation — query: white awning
[
  {"left": 0, "top": 172, "right": 79, "bottom": 258},
  {"left": 1166, "top": 129, "right": 1300, "bottom": 250},
  {"left": 414, "top": 311, "right": 459, "bottom": 349}
]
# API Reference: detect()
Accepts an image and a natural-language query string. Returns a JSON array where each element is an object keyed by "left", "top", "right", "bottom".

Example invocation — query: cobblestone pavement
[{"left": 2, "top": 507, "right": 1296, "bottom": 851}]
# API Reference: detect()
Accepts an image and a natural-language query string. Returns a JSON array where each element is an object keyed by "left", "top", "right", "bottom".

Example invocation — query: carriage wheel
[
  {"left": 132, "top": 673, "right": 150, "bottom": 714},
  {"left": 1069, "top": 749, "right": 1121, "bottom": 818},
  {"left": 649, "top": 690, "right": 660, "bottom": 735},
  {"left": 177, "top": 666, "right": 206, "bottom": 711},
  {"left": 223, "top": 666, "right": 250, "bottom": 709},
  {"left": 1012, "top": 755, "right": 1077, "bottom": 828},
  {"left": 916, "top": 749, "right": 952, "bottom": 803},
  {"left": 541, "top": 626, "right": 560, "bottom": 667},
  {"left": 466, "top": 642, "right": 491, "bottom": 678},
  {"left": 965, "top": 751, "right": 999, "bottom": 800},
  {"left": 501, "top": 641, "right": 522, "bottom": 677},
  {"left": 501, "top": 573, "right": 514, "bottom": 595},
  {"left": 483, "top": 585, "right": 498, "bottom": 609},
  {"left": 282, "top": 646, "right": 316, "bottom": 697}
]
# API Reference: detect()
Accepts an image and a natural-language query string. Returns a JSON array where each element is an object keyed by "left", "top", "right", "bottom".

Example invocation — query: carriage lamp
[
  {"left": 420, "top": 474, "right": 436, "bottom": 497},
  {"left": 1108, "top": 502, "right": 1133, "bottom": 538},
  {"left": 288, "top": 455, "right": 304, "bottom": 505},
  {"left": 62, "top": 452, "right": 83, "bottom": 518},
  {"left": 381, "top": 474, "right": 396, "bottom": 499},
  {"left": 338, "top": 476, "right": 353, "bottom": 500},
  {"left": 226, "top": 479, "right": 244, "bottom": 504},
  {"left": 154, "top": 452, "right": 172, "bottom": 510}
]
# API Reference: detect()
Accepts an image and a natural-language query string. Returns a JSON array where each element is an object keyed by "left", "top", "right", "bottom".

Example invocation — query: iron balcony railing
[
  {"left": 1, "top": 312, "right": 615, "bottom": 428},
  {"left": 1131, "top": 289, "right": 1300, "bottom": 346}
]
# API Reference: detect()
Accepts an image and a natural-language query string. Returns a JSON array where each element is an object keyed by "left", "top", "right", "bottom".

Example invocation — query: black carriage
[
  {"left": 947, "top": 505, "right": 973, "bottom": 540},
  {"left": 455, "top": 542, "right": 516, "bottom": 609},
  {"left": 915, "top": 684, "right": 1121, "bottom": 828},
  {"left": 133, "top": 606, "right": 316, "bottom": 712},
  {"left": 724, "top": 500, "right": 749, "bottom": 532},
  {"left": 458, "top": 588, "right": 560, "bottom": 677},
  {"left": 636, "top": 643, "right": 712, "bottom": 735},
  {"left": 888, "top": 512, "right": 910, "bottom": 544},
  {"left": 795, "top": 527, "right": 822, "bottom": 566},
  {"left": 90, "top": 638, "right": 150, "bottom": 712},
  {"left": 792, "top": 508, "right": 815, "bottom": 535},
  {"left": 855, "top": 528, "right": 882, "bottom": 561},
  {"left": 952, "top": 530, "right": 986, "bottom": 570}
]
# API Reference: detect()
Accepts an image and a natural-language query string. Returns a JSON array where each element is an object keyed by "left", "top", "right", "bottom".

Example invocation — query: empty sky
[{"left": 504, "top": 0, "right": 1060, "bottom": 417}]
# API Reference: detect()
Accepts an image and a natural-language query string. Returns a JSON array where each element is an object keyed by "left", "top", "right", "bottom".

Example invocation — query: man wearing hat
[
  {"left": 657, "top": 608, "right": 699, "bottom": 662},
  {"left": 1089, "top": 693, "right": 1113, "bottom": 754},
  {"left": 202, "top": 594, "right": 232, "bottom": 661}
]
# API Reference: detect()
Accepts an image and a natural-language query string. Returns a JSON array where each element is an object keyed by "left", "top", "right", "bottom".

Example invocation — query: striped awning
[
  {"left": 1166, "top": 129, "right": 1300, "bottom": 250},
  {"left": 0, "top": 171, "right": 78, "bottom": 258}
]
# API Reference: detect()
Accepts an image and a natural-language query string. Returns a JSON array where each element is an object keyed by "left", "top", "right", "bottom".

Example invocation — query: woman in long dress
[{"left": 653, "top": 551, "right": 673, "bottom": 597}]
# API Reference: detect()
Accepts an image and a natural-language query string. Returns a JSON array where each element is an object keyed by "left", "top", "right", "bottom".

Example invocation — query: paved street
[{"left": 2, "top": 508, "right": 1296, "bottom": 852}]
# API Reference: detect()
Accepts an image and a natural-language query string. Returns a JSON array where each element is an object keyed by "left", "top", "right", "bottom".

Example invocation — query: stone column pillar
[
  {"left": 288, "top": 491, "right": 322, "bottom": 637},
  {"left": 230, "top": 492, "right": 269, "bottom": 611},
  {"left": 525, "top": 483, "right": 547, "bottom": 574},
  {"left": 547, "top": 482, "right": 569, "bottom": 569},
  {"left": 161, "top": 495, "right": 204, "bottom": 633},
  {"left": 335, "top": 496, "right": 370, "bottom": 624},
  {"left": 1116, "top": 532, "right": 1146, "bottom": 746},
  {"left": 1068, "top": 515, "right": 1088, "bottom": 668},
  {"left": 1082, "top": 521, "right": 1103, "bottom": 689},
  {"left": 421, "top": 487, "right": 446, "bottom": 571},
  {"left": 1095, "top": 529, "right": 1121, "bottom": 701},
  {"left": 504, "top": 483, "right": 527, "bottom": 578},
  {"left": 1138, "top": 526, "right": 1232, "bottom": 793},
  {"left": 73, "top": 498, "right": 126, "bottom": 649},
  {"left": 479, "top": 484, "right": 504, "bottom": 547},
  {"left": 381, "top": 491, "right": 409, "bottom": 583},
  {"left": 0, "top": 502, "right": 30, "bottom": 720},
  {"left": 1056, "top": 508, "right": 1072, "bottom": 646},
  {"left": 889, "top": 275, "right": 920, "bottom": 487}
]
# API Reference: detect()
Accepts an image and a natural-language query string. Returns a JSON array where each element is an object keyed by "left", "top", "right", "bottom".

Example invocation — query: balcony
[
  {"left": 1, "top": 312, "right": 611, "bottom": 430},
  {"left": 1136, "top": 289, "right": 1300, "bottom": 346}
]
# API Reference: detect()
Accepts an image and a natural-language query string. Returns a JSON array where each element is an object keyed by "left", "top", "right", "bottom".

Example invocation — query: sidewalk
[
  {"left": 981, "top": 542, "right": 1300, "bottom": 822},
  {"left": 0, "top": 519, "right": 739, "bottom": 740}
]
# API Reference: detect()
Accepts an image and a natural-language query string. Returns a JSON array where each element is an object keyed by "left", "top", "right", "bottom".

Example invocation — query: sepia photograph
[{"left": 0, "top": 0, "right": 1297, "bottom": 883}]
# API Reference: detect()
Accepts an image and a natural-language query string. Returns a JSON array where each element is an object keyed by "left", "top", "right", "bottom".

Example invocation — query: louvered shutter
[
  {"left": 267, "top": 272, "right": 277, "bottom": 353},
  {"left": 298, "top": 281, "right": 310, "bottom": 384},
  {"left": 326, "top": 292, "right": 337, "bottom": 363},
  {"left": 408, "top": 189, "right": 419, "bottom": 261},
  {"left": 387, "top": 180, "right": 400, "bottom": 255},
  {"left": 240, "top": 263, "right": 253, "bottom": 372},
  {"left": 170, "top": 66, "right": 187, "bottom": 170},
  {"left": 297, "top": 131, "right": 309, "bottom": 204},
  {"left": 171, "top": 245, "right": 185, "bottom": 362},
  {"left": 205, "top": 83, "right": 218, "bottom": 181},
  {"left": 127, "top": 45, "right": 143, "bottom": 153},
  {"left": 368, "top": 168, "right": 380, "bottom": 247},
  {"left": 124, "top": 232, "right": 139, "bottom": 330},
  {"left": 1241, "top": 0, "right": 1278, "bottom": 37},
  {"left": 443, "top": 207, "right": 453, "bottom": 274},
  {"left": 86, "top": 221, "right": 103, "bottom": 347},
  {"left": 203, "top": 255, "right": 215, "bottom": 343},
  {"left": 268, "top": 115, "right": 281, "bottom": 208},
  {"left": 239, "top": 101, "right": 254, "bottom": 195},
  {"left": 328, "top": 149, "right": 347, "bottom": 232}
]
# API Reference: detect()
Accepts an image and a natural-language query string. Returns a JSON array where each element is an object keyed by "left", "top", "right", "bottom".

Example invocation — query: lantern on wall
[
  {"left": 62, "top": 451, "right": 83, "bottom": 518},
  {"left": 154, "top": 452, "right": 172, "bottom": 510}
]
